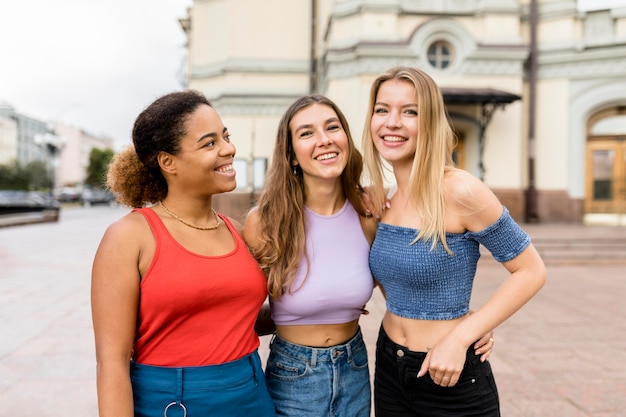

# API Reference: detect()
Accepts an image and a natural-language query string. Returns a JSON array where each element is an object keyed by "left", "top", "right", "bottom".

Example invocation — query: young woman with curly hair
[{"left": 91, "top": 90, "right": 276, "bottom": 417}]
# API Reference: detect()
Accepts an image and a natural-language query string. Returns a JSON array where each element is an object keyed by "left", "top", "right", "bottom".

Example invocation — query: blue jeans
[
  {"left": 265, "top": 327, "right": 371, "bottom": 417},
  {"left": 375, "top": 326, "right": 500, "bottom": 417},
  {"left": 130, "top": 350, "right": 276, "bottom": 417}
]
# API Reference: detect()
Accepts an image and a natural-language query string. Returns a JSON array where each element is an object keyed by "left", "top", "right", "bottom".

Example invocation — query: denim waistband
[
  {"left": 270, "top": 327, "right": 364, "bottom": 366},
  {"left": 130, "top": 349, "right": 262, "bottom": 390},
  {"left": 377, "top": 325, "right": 485, "bottom": 374}
]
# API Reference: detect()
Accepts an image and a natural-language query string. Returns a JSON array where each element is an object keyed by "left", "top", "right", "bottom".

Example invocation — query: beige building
[
  {"left": 51, "top": 123, "right": 114, "bottom": 188},
  {"left": 0, "top": 110, "right": 18, "bottom": 165},
  {"left": 180, "top": 0, "right": 626, "bottom": 224}
]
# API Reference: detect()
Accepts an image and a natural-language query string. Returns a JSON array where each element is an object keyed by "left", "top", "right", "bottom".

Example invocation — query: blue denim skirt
[
  {"left": 265, "top": 327, "right": 371, "bottom": 417},
  {"left": 130, "top": 350, "right": 276, "bottom": 417}
]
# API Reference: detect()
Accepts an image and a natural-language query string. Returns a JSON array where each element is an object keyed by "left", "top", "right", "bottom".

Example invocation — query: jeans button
[{"left": 396, "top": 349, "right": 404, "bottom": 357}]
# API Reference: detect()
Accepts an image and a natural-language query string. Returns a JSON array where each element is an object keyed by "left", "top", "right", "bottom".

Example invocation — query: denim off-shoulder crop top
[{"left": 369, "top": 207, "right": 530, "bottom": 320}]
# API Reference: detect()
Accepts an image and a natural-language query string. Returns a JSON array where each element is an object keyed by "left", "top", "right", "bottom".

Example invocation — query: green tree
[
  {"left": 85, "top": 148, "right": 115, "bottom": 188},
  {"left": 26, "top": 160, "right": 51, "bottom": 190},
  {"left": 0, "top": 160, "right": 50, "bottom": 190}
]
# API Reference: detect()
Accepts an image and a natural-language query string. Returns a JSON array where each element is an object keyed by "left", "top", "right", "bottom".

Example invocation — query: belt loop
[
  {"left": 250, "top": 354, "right": 259, "bottom": 385},
  {"left": 346, "top": 338, "right": 353, "bottom": 362},
  {"left": 163, "top": 368, "right": 187, "bottom": 417},
  {"left": 176, "top": 368, "right": 183, "bottom": 402},
  {"left": 310, "top": 349, "right": 317, "bottom": 368}
]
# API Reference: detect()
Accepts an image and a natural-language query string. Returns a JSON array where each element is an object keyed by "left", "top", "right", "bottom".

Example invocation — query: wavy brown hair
[
  {"left": 106, "top": 90, "right": 212, "bottom": 208},
  {"left": 362, "top": 66, "right": 456, "bottom": 253},
  {"left": 253, "top": 94, "right": 366, "bottom": 299}
]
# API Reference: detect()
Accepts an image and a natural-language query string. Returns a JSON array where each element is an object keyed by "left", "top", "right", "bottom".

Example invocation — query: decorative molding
[
  {"left": 324, "top": 41, "right": 526, "bottom": 78},
  {"left": 409, "top": 18, "right": 478, "bottom": 73},
  {"left": 209, "top": 94, "right": 302, "bottom": 116},
  {"left": 538, "top": 47, "right": 626, "bottom": 79},
  {"left": 189, "top": 59, "right": 309, "bottom": 79},
  {"left": 330, "top": 0, "right": 521, "bottom": 17},
  {"left": 461, "top": 57, "right": 526, "bottom": 76}
]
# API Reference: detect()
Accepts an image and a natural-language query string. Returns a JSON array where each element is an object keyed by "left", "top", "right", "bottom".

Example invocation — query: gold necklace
[{"left": 159, "top": 201, "right": 220, "bottom": 231}]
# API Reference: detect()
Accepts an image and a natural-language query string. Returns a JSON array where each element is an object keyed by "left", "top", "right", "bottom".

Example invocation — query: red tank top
[{"left": 131, "top": 207, "right": 266, "bottom": 366}]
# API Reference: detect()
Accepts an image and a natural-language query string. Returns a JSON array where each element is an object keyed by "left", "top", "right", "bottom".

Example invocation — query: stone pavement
[{"left": 1, "top": 206, "right": 625, "bottom": 416}]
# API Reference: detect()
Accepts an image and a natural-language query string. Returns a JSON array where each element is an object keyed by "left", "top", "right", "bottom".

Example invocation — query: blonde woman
[{"left": 363, "top": 67, "right": 546, "bottom": 416}]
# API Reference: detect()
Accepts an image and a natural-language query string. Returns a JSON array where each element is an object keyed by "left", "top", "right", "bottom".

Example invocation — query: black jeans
[{"left": 375, "top": 326, "right": 501, "bottom": 417}]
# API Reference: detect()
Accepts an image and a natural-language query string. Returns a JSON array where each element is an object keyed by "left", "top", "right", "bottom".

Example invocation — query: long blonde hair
[
  {"left": 253, "top": 94, "right": 366, "bottom": 299},
  {"left": 362, "top": 66, "right": 456, "bottom": 252}
]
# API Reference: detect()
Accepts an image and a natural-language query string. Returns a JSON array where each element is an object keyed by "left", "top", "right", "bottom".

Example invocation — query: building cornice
[
  {"left": 538, "top": 45, "right": 626, "bottom": 79},
  {"left": 209, "top": 94, "right": 303, "bottom": 116},
  {"left": 331, "top": 0, "right": 519, "bottom": 17},
  {"left": 189, "top": 59, "right": 309, "bottom": 80}
]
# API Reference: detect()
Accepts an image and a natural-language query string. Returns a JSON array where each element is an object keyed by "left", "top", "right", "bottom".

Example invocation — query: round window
[{"left": 427, "top": 40, "right": 454, "bottom": 69}]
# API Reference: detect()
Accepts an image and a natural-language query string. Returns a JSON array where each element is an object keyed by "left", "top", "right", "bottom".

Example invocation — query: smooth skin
[
  {"left": 91, "top": 105, "right": 239, "bottom": 416},
  {"left": 371, "top": 79, "right": 546, "bottom": 387}
]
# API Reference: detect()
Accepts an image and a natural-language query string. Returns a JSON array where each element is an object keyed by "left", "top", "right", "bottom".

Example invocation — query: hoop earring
[{"left": 293, "top": 166, "right": 297, "bottom": 175}]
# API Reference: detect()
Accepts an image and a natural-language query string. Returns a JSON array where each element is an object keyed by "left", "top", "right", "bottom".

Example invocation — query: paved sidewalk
[{"left": 1, "top": 207, "right": 625, "bottom": 416}]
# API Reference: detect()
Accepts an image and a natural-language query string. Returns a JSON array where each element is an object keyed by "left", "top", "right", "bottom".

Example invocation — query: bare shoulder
[
  {"left": 92, "top": 210, "right": 152, "bottom": 285},
  {"left": 444, "top": 168, "right": 503, "bottom": 232},
  {"left": 102, "top": 210, "right": 151, "bottom": 244},
  {"left": 243, "top": 206, "right": 262, "bottom": 250}
]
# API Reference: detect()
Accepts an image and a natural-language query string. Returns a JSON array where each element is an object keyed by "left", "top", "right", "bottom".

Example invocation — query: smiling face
[
  {"left": 289, "top": 103, "right": 349, "bottom": 185},
  {"left": 370, "top": 78, "right": 419, "bottom": 167},
  {"left": 173, "top": 104, "right": 238, "bottom": 195}
]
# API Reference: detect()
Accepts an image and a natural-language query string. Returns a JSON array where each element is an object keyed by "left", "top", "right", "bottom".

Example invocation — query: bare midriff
[
  {"left": 275, "top": 319, "right": 360, "bottom": 348},
  {"left": 382, "top": 311, "right": 470, "bottom": 352}
]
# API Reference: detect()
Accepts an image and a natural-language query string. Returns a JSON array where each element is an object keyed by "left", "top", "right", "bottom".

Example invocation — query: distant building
[
  {"left": 180, "top": 0, "right": 626, "bottom": 224},
  {"left": 51, "top": 123, "right": 114, "bottom": 188},
  {"left": 0, "top": 102, "right": 52, "bottom": 167},
  {"left": 0, "top": 101, "right": 113, "bottom": 190},
  {"left": 0, "top": 103, "right": 18, "bottom": 165}
]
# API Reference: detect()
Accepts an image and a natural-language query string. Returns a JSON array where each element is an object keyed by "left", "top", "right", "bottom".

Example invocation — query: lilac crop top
[
  {"left": 270, "top": 200, "right": 374, "bottom": 325},
  {"left": 369, "top": 207, "right": 530, "bottom": 320}
]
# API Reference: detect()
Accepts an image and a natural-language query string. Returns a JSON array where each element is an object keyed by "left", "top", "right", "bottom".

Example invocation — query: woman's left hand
[
  {"left": 417, "top": 339, "right": 467, "bottom": 387},
  {"left": 473, "top": 330, "right": 495, "bottom": 362}
]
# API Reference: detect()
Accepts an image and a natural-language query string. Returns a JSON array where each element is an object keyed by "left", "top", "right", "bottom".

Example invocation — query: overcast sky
[{"left": 0, "top": 1, "right": 192, "bottom": 150}]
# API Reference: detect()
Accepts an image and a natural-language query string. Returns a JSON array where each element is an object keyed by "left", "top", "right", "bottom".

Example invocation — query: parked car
[
  {"left": 54, "top": 187, "right": 82, "bottom": 203},
  {"left": 0, "top": 190, "right": 61, "bottom": 221},
  {"left": 81, "top": 188, "right": 116, "bottom": 207}
]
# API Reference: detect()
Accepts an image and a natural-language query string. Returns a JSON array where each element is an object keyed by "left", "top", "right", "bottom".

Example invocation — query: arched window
[{"left": 590, "top": 114, "right": 626, "bottom": 135}]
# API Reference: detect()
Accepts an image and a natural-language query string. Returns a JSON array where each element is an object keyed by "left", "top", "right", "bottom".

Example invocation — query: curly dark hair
[{"left": 107, "top": 90, "right": 212, "bottom": 208}]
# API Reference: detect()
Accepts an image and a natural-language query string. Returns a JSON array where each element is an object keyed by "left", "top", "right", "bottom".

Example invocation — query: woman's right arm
[
  {"left": 243, "top": 207, "right": 276, "bottom": 335},
  {"left": 91, "top": 214, "right": 144, "bottom": 417}
]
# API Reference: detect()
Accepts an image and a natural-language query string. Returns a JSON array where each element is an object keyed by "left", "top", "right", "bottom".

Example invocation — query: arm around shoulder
[
  {"left": 243, "top": 208, "right": 276, "bottom": 335},
  {"left": 243, "top": 206, "right": 263, "bottom": 252}
]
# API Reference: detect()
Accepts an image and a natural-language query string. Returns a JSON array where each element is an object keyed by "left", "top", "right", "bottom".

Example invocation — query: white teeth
[
  {"left": 316, "top": 153, "right": 337, "bottom": 161},
  {"left": 216, "top": 164, "right": 233, "bottom": 172},
  {"left": 383, "top": 136, "right": 405, "bottom": 142}
]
